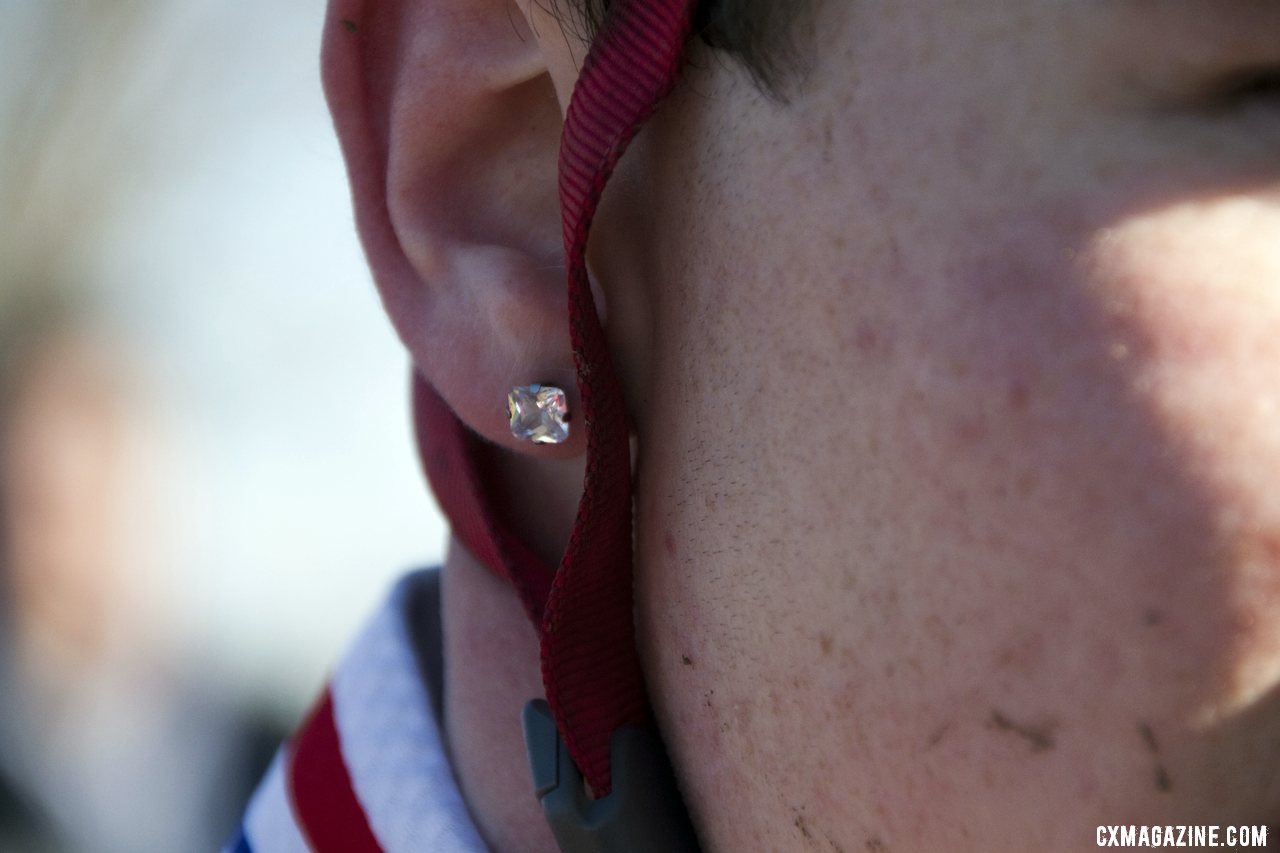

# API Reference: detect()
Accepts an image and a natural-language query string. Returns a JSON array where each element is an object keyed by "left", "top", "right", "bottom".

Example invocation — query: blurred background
[{"left": 0, "top": 1, "right": 449, "bottom": 849}]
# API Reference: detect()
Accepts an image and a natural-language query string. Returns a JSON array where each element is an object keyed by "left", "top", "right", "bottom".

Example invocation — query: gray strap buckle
[{"left": 522, "top": 700, "right": 702, "bottom": 853}]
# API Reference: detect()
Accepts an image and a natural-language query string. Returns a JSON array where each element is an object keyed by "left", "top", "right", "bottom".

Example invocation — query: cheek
[
  {"left": 642, "top": 194, "right": 1280, "bottom": 839},
  {"left": 1083, "top": 201, "right": 1280, "bottom": 714},
  {"left": 931, "top": 197, "right": 1280, "bottom": 712},
  {"left": 872, "top": 197, "right": 1280, "bottom": 830}
]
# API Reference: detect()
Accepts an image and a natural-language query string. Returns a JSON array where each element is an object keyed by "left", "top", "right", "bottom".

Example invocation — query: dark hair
[{"left": 565, "top": 0, "right": 809, "bottom": 95}]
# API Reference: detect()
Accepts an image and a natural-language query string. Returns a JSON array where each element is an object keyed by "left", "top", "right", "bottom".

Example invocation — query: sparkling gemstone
[{"left": 507, "top": 384, "right": 570, "bottom": 445}]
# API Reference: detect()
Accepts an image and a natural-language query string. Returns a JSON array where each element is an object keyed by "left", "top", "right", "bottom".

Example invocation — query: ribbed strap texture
[
  {"left": 416, "top": 0, "right": 696, "bottom": 800},
  {"left": 545, "top": 0, "right": 695, "bottom": 796}
]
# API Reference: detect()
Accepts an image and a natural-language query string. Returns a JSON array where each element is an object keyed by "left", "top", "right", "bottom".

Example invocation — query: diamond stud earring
[{"left": 507, "top": 384, "right": 570, "bottom": 445}]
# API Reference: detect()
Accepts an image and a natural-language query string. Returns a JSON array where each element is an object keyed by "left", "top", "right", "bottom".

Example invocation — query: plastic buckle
[{"left": 522, "top": 700, "right": 702, "bottom": 853}]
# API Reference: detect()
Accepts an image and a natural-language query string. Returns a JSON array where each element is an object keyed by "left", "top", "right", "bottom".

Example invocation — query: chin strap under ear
[{"left": 418, "top": 0, "right": 702, "bottom": 849}]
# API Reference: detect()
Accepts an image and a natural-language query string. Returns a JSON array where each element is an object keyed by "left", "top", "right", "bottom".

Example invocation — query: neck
[{"left": 440, "top": 537, "right": 559, "bottom": 853}]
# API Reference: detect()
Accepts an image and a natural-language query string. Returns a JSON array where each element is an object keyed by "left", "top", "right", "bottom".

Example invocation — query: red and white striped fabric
[{"left": 226, "top": 571, "right": 486, "bottom": 853}]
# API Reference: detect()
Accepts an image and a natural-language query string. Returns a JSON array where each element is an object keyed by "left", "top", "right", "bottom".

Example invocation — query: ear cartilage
[{"left": 508, "top": 384, "right": 570, "bottom": 445}]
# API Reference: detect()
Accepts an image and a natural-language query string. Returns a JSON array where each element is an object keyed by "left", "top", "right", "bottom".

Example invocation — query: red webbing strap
[
  {"left": 415, "top": 377, "right": 555, "bottom": 626},
  {"left": 544, "top": 0, "right": 695, "bottom": 796},
  {"left": 416, "top": 0, "right": 695, "bottom": 799}
]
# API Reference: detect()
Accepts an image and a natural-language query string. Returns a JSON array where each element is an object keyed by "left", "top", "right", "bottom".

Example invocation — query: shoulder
[{"left": 226, "top": 570, "right": 487, "bottom": 853}]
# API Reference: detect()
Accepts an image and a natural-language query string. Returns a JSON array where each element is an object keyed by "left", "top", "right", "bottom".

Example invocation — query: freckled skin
[
  {"left": 353, "top": 0, "right": 1280, "bottom": 849},
  {"left": 583, "top": 1, "right": 1280, "bottom": 850}
]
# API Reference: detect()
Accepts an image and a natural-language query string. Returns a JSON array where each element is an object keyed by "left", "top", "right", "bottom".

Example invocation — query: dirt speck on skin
[
  {"left": 1138, "top": 722, "right": 1159, "bottom": 753},
  {"left": 681, "top": 653, "right": 693, "bottom": 667},
  {"left": 1138, "top": 722, "right": 1172, "bottom": 791},
  {"left": 988, "top": 709, "right": 1055, "bottom": 752},
  {"left": 340, "top": 18, "right": 358, "bottom": 33}
]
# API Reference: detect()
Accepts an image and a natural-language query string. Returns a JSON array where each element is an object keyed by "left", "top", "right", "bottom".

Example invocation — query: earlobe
[{"left": 321, "top": 0, "right": 584, "bottom": 457}]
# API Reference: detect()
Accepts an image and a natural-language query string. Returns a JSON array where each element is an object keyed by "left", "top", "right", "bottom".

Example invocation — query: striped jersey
[{"left": 225, "top": 570, "right": 488, "bottom": 852}]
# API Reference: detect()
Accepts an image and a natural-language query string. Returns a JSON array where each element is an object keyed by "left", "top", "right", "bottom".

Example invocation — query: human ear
[{"left": 321, "top": 0, "right": 582, "bottom": 457}]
